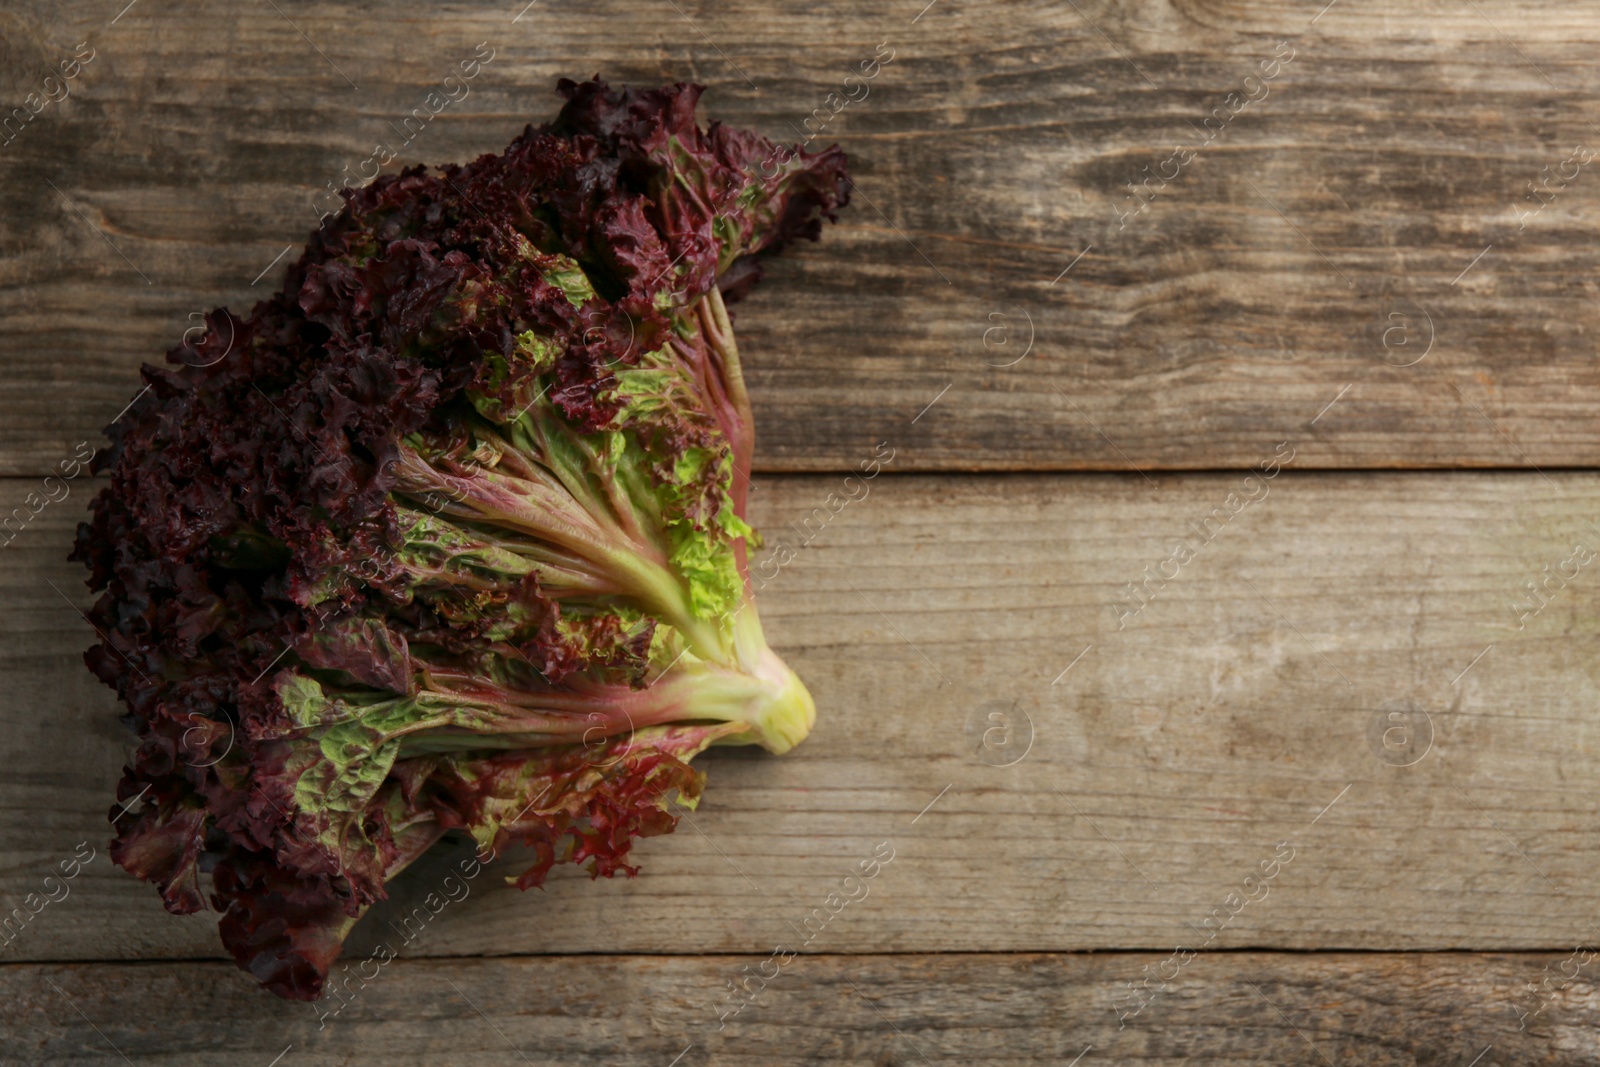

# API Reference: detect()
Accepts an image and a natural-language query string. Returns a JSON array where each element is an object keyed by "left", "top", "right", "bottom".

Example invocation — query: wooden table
[{"left": 3, "top": 1, "right": 1599, "bottom": 1063}]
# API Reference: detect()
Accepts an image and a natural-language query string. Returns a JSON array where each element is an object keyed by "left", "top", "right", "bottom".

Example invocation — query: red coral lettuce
[{"left": 72, "top": 78, "right": 848, "bottom": 1000}]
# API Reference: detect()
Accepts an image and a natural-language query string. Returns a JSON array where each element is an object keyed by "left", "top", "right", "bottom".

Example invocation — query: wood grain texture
[
  {"left": 5, "top": 471, "right": 1600, "bottom": 963},
  {"left": 4, "top": 1, "right": 1600, "bottom": 473},
  {"left": 1, "top": 951, "right": 1590, "bottom": 1066}
]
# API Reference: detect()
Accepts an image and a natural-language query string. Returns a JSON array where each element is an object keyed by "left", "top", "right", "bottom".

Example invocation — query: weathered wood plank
[
  {"left": 4, "top": 471, "right": 1600, "bottom": 962},
  {"left": 4, "top": 2, "right": 1600, "bottom": 473},
  {"left": 0, "top": 952, "right": 1587, "bottom": 1065}
]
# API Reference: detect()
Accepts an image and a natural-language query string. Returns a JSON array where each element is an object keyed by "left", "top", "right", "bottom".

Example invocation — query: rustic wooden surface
[
  {"left": 1, "top": 952, "right": 1587, "bottom": 1066},
  {"left": 5, "top": 1, "right": 1600, "bottom": 473},
  {"left": 5, "top": 0, "right": 1600, "bottom": 1062}
]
